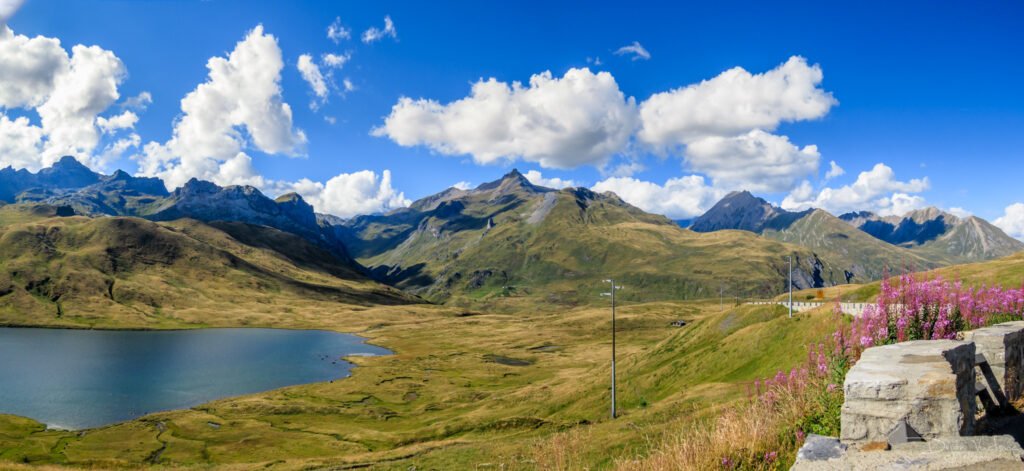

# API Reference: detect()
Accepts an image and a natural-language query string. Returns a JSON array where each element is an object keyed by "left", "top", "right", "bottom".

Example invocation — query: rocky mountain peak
[
  {"left": 904, "top": 207, "right": 956, "bottom": 224},
  {"left": 108, "top": 169, "right": 132, "bottom": 181},
  {"left": 475, "top": 169, "right": 544, "bottom": 193},
  {"left": 274, "top": 192, "right": 305, "bottom": 204},
  {"left": 721, "top": 190, "right": 758, "bottom": 204},
  {"left": 36, "top": 156, "right": 101, "bottom": 188},
  {"left": 839, "top": 210, "right": 877, "bottom": 222},
  {"left": 177, "top": 178, "right": 221, "bottom": 196},
  {"left": 691, "top": 190, "right": 784, "bottom": 233}
]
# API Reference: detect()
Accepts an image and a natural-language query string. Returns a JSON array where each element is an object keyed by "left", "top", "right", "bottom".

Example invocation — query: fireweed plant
[{"left": 728, "top": 272, "right": 1024, "bottom": 469}]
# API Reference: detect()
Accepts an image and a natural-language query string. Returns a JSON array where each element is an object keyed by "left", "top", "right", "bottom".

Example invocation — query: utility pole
[
  {"left": 601, "top": 279, "right": 621, "bottom": 419},
  {"left": 788, "top": 255, "right": 794, "bottom": 318}
]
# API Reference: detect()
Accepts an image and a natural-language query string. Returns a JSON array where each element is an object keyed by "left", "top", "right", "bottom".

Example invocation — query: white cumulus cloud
[
  {"left": 136, "top": 25, "right": 307, "bottom": 189},
  {"left": 948, "top": 207, "right": 972, "bottom": 218},
  {"left": 995, "top": 203, "right": 1024, "bottom": 241},
  {"left": 297, "top": 53, "right": 328, "bottom": 109},
  {"left": 373, "top": 67, "right": 637, "bottom": 169},
  {"left": 362, "top": 15, "right": 396, "bottom": 44},
  {"left": 824, "top": 160, "right": 844, "bottom": 180},
  {"left": 684, "top": 129, "right": 820, "bottom": 192},
  {"left": 327, "top": 17, "right": 350, "bottom": 43},
  {"left": 887, "top": 193, "right": 928, "bottom": 217},
  {"left": 0, "top": 114, "right": 44, "bottom": 169},
  {"left": 614, "top": 41, "right": 650, "bottom": 61},
  {"left": 37, "top": 44, "right": 127, "bottom": 162},
  {"left": 638, "top": 56, "right": 836, "bottom": 146},
  {"left": 0, "top": 0, "right": 25, "bottom": 24},
  {"left": 121, "top": 91, "right": 152, "bottom": 111},
  {"left": 0, "top": 26, "right": 66, "bottom": 109},
  {"left": 322, "top": 52, "right": 350, "bottom": 68},
  {"left": 96, "top": 132, "right": 140, "bottom": 168},
  {"left": 637, "top": 56, "right": 836, "bottom": 193},
  {"left": 523, "top": 170, "right": 578, "bottom": 189},
  {"left": 278, "top": 170, "right": 410, "bottom": 218},
  {"left": 0, "top": 25, "right": 133, "bottom": 170},
  {"left": 781, "top": 163, "right": 930, "bottom": 216},
  {"left": 592, "top": 175, "right": 726, "bottom": 219},
  {"left": 376, "top": 56, "right": 837, "bottom": 195},
  {"left": 97, "top": 110, "right": 138, "bottom": 133}
]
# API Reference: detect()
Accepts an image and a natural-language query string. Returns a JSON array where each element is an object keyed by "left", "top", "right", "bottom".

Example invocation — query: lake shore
[{"left": 0, "top": 301, "right": 834, "bottom": 469}]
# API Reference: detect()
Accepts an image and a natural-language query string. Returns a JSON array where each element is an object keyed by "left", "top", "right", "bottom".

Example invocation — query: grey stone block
[
  {"left": 963, "top": 321, "right": 1024, "bottom": 403},
  {"left": 796, "top": 434, "right": 847, "bottom": 462},
  {"left": 841, "top": 340, "right": 976, "bottom": 444}
]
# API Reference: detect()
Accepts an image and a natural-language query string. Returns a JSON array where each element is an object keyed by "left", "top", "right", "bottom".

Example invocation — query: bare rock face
[
  {"left": 841, "top": 340, "right": 976, "bottom": 444},
  {"left": 840, "top": 207, "right": 1024, "bottom": 261},
  {"left": 691, "top": 190, "right": 796, "bottom": 233},
  {"left": 964, "top": 321, "right": 1024, "bottom": 404}
]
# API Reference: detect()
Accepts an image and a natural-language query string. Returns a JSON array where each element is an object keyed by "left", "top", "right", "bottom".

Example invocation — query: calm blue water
[{"left": 0, "top": 327, "right": 390, "bottom": 430}]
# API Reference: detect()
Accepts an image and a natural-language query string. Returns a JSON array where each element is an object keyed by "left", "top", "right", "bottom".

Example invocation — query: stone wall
[
  {"left": 840, "top": 340, "right": 976, "bottom": 444},
  {"left": 799, "top": 325, "right": 1024, "bottom": 468},
  {"left": 747, "top": 301, "right": 870, "bottom": 316},
  {"left": 963, "top": 321, "right": 1024, "bottom": 405}
]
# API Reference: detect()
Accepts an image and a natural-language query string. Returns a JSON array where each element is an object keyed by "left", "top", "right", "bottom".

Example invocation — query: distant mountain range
[
  {"left": 0, "top": 158, "right": 420, "bottom": 323},
  {"left": 338, "top": 170, "right": 849, "bottom": 305},
  {"left": 0, "top": 156, "right": 356, "bottom": 264},
  {"left": 837, "top": 207, "right": 1022, "bottom": 261},
  {"left": 2, "top": 158, "right": 1020, "bottom": 311},
  {"left": 690, "top": 191, "right": 1023, "bottom": 279},
  {"left": 0, "top": 205, "right": 417, "bottom": 326}
]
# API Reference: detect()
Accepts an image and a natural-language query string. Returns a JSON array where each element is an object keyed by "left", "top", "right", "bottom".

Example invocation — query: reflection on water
[{"left": 0, "top": 327, "right": 389, "bottom": 429}]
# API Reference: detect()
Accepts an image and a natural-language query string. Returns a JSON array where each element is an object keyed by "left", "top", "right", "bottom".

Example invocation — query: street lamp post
[
  {"left": 601, "top": 279, "right": 621, "bottom": 419},
  {"left": 788, "top": 255, "right": 793, "bottom": 318}
]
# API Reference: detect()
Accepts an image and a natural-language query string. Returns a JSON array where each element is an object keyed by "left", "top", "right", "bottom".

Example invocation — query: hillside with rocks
[
  {"left": 338, "top": 170, "right": 841, "bottom": 306},
  {"left": 840, "top": 207, "right": 1024, "bottom": 262},
  {"left": 691, "top": 191, "right": 1024, "bottom": 280}
]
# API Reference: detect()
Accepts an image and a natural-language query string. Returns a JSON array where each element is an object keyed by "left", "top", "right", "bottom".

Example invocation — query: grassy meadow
[
  {"left": 0, "top": 296, "right": 840, "bottom": 469},
  {"left": 3, "top": 203, "right": 1023, "bottom": 469}
]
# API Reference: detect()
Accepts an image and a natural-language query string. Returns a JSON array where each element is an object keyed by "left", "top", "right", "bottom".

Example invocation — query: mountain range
[
  {"left": 0, "top": 158, "right": 417, "bottom": 325},
  {"left": 1, "top": 158, "right": 1021, "bottom": 314},
  {"left": 690, "top": 191, "right": 1024, "bottom": 279},
  {"left": 2, "top": 156, "right": 356, "bottom": 262}
]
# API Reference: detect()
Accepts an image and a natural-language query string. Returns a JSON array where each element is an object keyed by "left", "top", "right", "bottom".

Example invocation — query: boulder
[{"left": 841, "top": 340, "right": 976, "bottom": 444}]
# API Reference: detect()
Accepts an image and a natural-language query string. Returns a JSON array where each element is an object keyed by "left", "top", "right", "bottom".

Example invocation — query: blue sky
[{"left": 2, "top": 0, "right": 1024, "bottom": 233}]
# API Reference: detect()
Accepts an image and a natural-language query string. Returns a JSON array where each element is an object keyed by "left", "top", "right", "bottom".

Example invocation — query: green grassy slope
[
  {"left": 783, "top": 250, "right": 1024, "bottom": 303},
  {"left": 0, "top": 205, "right": 418, "bottom": 329},
  {"left": 344, "top": 174, "right": 841, "bottom": 309},
  {"left": 911, "top": 215, "right": 1024, "bottom": 265},
  {"left": 762, "top": 209, "right": 943, "bottom": 282}
]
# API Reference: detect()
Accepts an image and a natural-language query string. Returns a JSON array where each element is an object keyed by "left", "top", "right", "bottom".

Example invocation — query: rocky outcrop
[{"left": 841, "top": 340, "right": 976, "bottom": 444}]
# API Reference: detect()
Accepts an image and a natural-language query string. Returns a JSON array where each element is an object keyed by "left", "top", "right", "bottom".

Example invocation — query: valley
[
  {"left": 3, "top": 5, "right": 1022, "bottom": 469},
  {"left": 0, "top": 294, "right": 838, "bottom": 469},
  {"left": 0, "top": 159, "right": 1021, "bottom": 469}
]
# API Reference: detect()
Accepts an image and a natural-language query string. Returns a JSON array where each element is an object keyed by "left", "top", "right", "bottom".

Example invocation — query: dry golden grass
[
  {"left": 612, "top": 372, "right": 840, "bottom": 471},
  {"left": 0, "top": 299, "right": 841, "bottom": 469}
]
